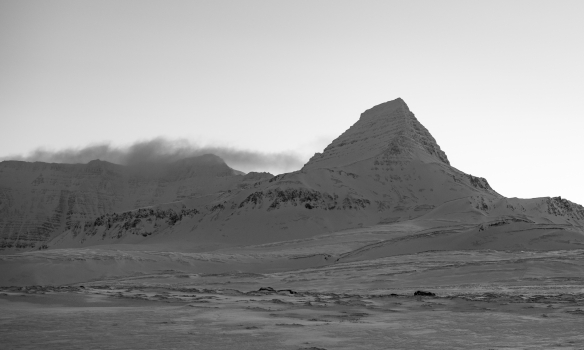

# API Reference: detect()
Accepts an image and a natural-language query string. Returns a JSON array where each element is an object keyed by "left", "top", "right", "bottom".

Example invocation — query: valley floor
[{"left": 2, "top": 249, "right": 584, "bottom": 349}]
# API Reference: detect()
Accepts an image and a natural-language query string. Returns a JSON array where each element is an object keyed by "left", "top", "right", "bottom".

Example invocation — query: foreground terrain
[
  {"left": 2, "top": 215, "right": 584, "bottom": 348},
  {"left": 2, "top": 247, "right": 584, "bottom": 349}
]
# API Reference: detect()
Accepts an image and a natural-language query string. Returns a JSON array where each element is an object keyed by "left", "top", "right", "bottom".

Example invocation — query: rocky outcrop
[
  {"left": 547, "top": 196, "right": 584, "bottom": 219},
  {"left": 414, "top": 290, "right": 436, "bottom": 296},
  {"left": 237, "top": 189, "right": 370, "bottom": 211},
  {"left": 468, "top": 175, "right": 492, "bottom": 190},
  {"left": 69, "top": 206, "right": 200, "bottom": 240}
]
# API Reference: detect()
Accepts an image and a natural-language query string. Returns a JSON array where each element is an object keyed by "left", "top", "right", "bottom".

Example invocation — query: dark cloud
[{"left": 5, "top": 138, "right": 306, "bottom": 175}]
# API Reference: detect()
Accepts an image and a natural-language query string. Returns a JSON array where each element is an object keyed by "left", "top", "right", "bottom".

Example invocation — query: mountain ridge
[
  {"left": 1, "top": 98, "right": 583, "bottom": 255},
  {"left": 0, "top": 154, "right": 246, "bottom": 250}
]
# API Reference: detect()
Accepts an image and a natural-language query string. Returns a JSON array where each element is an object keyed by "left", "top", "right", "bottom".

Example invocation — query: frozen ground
[{"left": 2, "top": 249, "right": 584, "bottom": 349}]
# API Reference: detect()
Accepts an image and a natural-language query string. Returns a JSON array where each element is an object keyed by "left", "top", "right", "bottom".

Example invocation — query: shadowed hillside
[{"left": 0, "top": 154, "right": 252, "bottom": 251}]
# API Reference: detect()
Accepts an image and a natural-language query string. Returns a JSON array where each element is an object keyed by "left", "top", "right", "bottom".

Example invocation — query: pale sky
[{"left": 1, "top": 0, "right": 583, "bottom": 204}]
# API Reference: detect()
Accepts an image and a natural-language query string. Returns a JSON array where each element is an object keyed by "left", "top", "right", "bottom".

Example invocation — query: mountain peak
[
  {"left": 361, "top": 97, "right": 408, "bottom": 116},
  {"left": 303, "top": 98, "right": 449, "bottom": 170}
]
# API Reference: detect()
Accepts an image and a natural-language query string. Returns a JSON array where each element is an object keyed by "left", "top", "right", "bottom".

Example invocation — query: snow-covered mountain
[
  {"left": 2, "top": 98, "right": 583, "bottom": 254},
  {"left": 0, "top": 154, "right": 250, "bottom": 250},
  {"left": 167, "top": 98, "right": 582, "bottom": 249}
]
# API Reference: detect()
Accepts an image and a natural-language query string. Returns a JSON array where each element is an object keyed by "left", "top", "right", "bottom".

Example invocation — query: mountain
[
  {"left": 2, "top": 98, "right": 583, "bottom": 256},
  {"left": 169, "top": 98, "right": 500, "bottom": 244},
  {"left": 0, "top": 154, "right": 246, "bottom": 251},
  {"left": 171, "top": 98, "right": 583, "bottom": 249},
  {"left": 15, "top": 97, "right": 578, "bottom": 255}
]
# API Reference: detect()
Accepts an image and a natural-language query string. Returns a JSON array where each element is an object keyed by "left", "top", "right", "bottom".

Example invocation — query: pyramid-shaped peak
[
  {"left": 361, "top": 97, "right": 409, "bottom": 117},
  {"left": 303, "top": 98, "right": 449, "bottom": 170}
]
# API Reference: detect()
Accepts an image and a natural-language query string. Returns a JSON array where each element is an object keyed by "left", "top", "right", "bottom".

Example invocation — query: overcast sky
[{"left": 1, "top": 0, "right": 583, "bottom": 204}]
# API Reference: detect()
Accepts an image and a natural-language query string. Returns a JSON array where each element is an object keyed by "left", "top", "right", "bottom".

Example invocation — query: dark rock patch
[{"left": 414, "top": 290, "right": 436, "bottom": 297}]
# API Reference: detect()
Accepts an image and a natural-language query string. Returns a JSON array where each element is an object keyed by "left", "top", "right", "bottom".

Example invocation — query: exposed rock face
[
  {"left": 546, "top": 196, "right": 584, "bottom": 219},
  {"left": 67, "top": 206, "right": 201, "bottom": 243},
  {"left": 468, "top": 174, "right": 493, "bottom": 190},
  {"left": 238, "top": 189, "right": 370, "bottom": 211},
  {"left": 0, "top": 155, "right": 243, "bottom": 250},
  {"left": 414, "top": 290, "right": 436, "bottom": 297}
]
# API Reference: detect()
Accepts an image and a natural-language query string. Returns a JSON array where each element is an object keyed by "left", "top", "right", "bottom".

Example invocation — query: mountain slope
[
  {"left": 303, "top": 98, "right": 449, "bottom": 169},
  {"left": 0, "top": 155, "right": 246, "bottom": 251}
]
